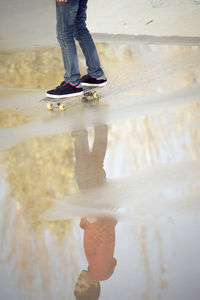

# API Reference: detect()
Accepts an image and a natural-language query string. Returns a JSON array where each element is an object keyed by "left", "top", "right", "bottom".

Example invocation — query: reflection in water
[
  {"left": 140, "top": 226, "right": 168, "bottom": 300},
  {"left": 72, "top": 125, "right": 108, "bottom": 190},
  {"left": 0, "top": 133, "right": 76, "bottom": 299},
  {"left": 0, "top": 110, "right": 33, "bottom": 128},
  {"left": 0, "top": 44, "right": 200, "bottom": 94},
  {"left": 0, "top": 101, "right": 199, "bottom": 299},
  {"left": 107, "top": 102, "right": 200, "bottom": 177},
  {"left": 72, "top": 125, "right": 117, "bottom": 300},
  {"left": 75, "top": 217, "right": 117, "bottom": 300},
  {"left": 0, "top": 124, "right": 118, "bottom": 299},
  {"left": 156, "top": 230, "right": 168, "bottom": 290}
]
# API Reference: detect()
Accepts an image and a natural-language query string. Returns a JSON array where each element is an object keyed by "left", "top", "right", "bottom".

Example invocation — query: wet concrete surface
[{"left": 0, "top": 44, "right": 200, "bottom": 300}]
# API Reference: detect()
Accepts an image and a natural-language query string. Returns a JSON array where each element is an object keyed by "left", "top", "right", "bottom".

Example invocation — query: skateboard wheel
[
  {"left": 47, "top": 103, "right": 54, "bottom": 110},
  {"left": 82, "top": 96, "right": 87, "bottom": 103},
  {"left": 60, "top": 103, "right": 66, "bottom": 111},
  {"left": 93, "top": 92, "right": 99, "bottom": 99}
]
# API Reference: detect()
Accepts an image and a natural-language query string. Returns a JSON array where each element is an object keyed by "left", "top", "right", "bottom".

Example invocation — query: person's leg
[
  {"left": 74, "top": 0, "right": 106, "bottom": 80},
  {"left": 56, "top": 0, "right": 80, "bottom": 85},
  {"left": 46, "top": 0, "right": 84, "bottom": 98}
]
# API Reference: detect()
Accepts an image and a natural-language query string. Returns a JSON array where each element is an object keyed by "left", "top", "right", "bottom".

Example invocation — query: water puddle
[{"left": 0, "top": 43, "right": 200, "bottom": 300}]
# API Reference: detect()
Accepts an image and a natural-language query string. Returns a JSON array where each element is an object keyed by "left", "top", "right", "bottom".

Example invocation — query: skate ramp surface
[
  {"left": 0, "top": 43, "right": 200, "bottom": 300},
  {"left": 0, "top": 0, "right": 200, "bottom": 50}
]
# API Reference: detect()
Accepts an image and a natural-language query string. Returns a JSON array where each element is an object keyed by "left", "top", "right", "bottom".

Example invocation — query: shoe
[
  {"left": 81, "top": 74, "right": 107, "bottom": 87},
  {"left": 46, "top": 81, "right": 83, "bottom": 99}
]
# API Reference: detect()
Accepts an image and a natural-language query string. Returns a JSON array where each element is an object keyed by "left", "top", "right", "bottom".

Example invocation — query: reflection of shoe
[
  {"left": 81, "top": 74, "right": 107, "bottom": 87},
  {"left": 46, "top": 81, "right": 83, "bottom": 99}
]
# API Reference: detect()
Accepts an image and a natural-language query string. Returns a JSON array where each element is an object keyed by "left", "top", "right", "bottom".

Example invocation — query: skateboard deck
[{"left": 40, "top": 86, "right": 101, "bottom": 111}]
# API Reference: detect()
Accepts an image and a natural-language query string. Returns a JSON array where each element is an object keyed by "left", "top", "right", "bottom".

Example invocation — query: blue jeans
[{"left": 56, "top": 0, "right": 104, "bottom": 85}]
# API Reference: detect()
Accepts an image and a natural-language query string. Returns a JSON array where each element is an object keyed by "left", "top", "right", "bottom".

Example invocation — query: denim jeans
[{"left": 56, "top": 0, "right": 104, "bottom": 85}]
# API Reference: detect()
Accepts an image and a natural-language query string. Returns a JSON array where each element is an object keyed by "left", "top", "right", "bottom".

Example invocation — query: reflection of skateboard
[{"left": 40, "top": 86, "right": 101, "bottom": 111}]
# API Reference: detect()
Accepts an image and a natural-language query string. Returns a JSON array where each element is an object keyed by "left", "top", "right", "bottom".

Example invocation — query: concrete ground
[
  {"left": 0, "top": 42, "right": 200, "bottom": 300},
  {"left": 0, "top": 2, "right": 200, "bottom": 299},
  {"left": 1, "top": 0, "right": 200, "bottom": 50}
]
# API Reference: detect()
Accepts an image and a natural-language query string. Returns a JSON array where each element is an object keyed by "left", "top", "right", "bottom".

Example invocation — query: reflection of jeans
[
  {"left": 56, "top": 0, "right": 104, "bottom": 85},
  {"left": 72, "top": 125, "right": 108, "bottom": 190}
]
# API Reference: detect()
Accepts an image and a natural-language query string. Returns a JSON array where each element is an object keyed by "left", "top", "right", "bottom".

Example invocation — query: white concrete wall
[{"left": 0, "top": 0, "right": 200, "bottom": 49}]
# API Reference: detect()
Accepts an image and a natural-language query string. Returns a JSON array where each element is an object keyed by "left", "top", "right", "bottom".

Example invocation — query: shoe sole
[
  {"left": 81, "top": 81, "right": 107, "bottom": 87},
  {"left": 46, "top": 91, "right": 83, "bottom": 99}
]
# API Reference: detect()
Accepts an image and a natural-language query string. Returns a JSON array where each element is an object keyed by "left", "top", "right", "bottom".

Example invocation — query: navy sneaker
[
  {"left": 46, "top": 81, "right": 83, "bottom": 99},
  {"left": 81, "top": 74, "right": 107, "bottom": 87}
]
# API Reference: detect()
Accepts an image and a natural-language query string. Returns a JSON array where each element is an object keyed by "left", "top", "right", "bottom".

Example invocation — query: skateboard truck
[{"left": 82, "top": 90, "right": 100, "bottom": 103}]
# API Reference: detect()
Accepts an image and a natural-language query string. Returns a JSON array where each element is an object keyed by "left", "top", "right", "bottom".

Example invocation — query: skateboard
[{"left": 40, "top": 86, "right": 101, "bottom": 111}]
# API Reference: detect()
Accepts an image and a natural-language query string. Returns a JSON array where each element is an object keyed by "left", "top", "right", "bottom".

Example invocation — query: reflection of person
[
  {"left": 75, "top": 269, "right": 100, "bottom": 300},
  {"left": 72, "top": 125, "right": 117, "bottom": 300},
  {"left": 74, "top": 217, "right": 117, "bottom": 300},
  {"left": 46, "top": 0, "right": 107, "bottom": 99},
  {"left": 72, "top": 125, "right": 108, "bottom": 190}
]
